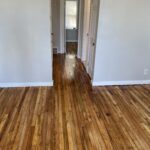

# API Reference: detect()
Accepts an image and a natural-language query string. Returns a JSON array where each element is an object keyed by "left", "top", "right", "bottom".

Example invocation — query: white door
[{"left": 86, "top": 0, "right": 99, "bottom": 78}]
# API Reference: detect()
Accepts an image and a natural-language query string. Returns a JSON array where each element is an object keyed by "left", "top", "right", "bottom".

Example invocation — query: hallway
[
  {"left": 66, "top": 42, "right": 78, "bottom": 55},
  {"left": 0, "top": 54, "right": 149, "bottom": 149}
]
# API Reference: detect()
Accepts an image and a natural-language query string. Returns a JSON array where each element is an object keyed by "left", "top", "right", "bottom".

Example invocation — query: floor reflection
[{"left": 64, "top": 54, "right": 76, "bottom": 79}]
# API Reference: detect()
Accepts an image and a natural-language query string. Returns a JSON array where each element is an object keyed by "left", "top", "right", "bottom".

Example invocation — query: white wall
[
  {"left": 0, "top": 0, "right": 53, "bottom": 87},
  {"left": 93, "top": 0, "right": 150, "bottom": 85}
]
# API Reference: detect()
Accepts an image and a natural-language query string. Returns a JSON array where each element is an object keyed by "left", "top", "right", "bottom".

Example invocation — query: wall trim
[
  {"left": 0, "top": 81, "right": 54, "bottom": 88},
  {"left": 57, "top": 51, "right": 65, "bottom": 54},
  {"left": 60, "top": 0, "right": 65, "bottom": 53},
  {"left": 66, "top": 40, "right": 78, "bottom": 42},
  {"left": 92, "top": 80, "right": 150, "bottom": 86}
]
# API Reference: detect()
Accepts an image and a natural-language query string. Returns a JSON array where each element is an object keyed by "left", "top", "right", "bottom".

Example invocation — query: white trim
[
  {"left": 77, "top": 0, "right": 83, "bottom": 59},
  {"left": 92, "top": 80, "right": 150, "bottom": 86},
  {"left": 66, "top": 40, "right": 78, "bottom": 42},
  {"left": 81, "top": 0, "right": 91, "bottom": 61},
  {"left": 0, "top": 81, "right": 54, "bottom": 88},
  {"left": 57, "top": 51, "right": 65, "bottom": 54},
  {"left": 60, "top": 0, "right": 82, "bottom": 55},
  {"left": 60, "top": 0, "right": 65, "bottom": 53}
]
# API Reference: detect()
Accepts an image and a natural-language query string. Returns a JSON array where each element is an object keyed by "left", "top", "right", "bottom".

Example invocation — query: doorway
[
  {"left": 52, "top": 0, "right": 99, "bottom": 81},
  {"left": 65, "top": 0, "right": 79, "bottom": 56}
]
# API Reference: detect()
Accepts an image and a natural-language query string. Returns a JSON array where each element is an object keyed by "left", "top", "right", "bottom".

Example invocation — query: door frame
[
  {"left": 60, "top": 0, "right": 83, "bottom": 56},
  {"left": 81, "top": 0, "right": 100, "bottom": 79},
  {"left": 81, "top": 0, "right": 91, "bottom": 62},
  {"left": 87, "top": 0, "right": 100, "bottom": 79},
  {"left": 77, "top": 0, "right": 84, "bottom": 58},
  {"left": 60, "top": 0, "right": 65, "bottom": 53}
]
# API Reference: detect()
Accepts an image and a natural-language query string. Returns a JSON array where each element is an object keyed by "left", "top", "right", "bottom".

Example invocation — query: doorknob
[{"left": 92, "top": 43, "right": 95, "bottom": 46}]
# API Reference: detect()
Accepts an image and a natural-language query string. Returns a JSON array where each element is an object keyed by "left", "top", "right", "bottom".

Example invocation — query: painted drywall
[
  {"left": 52, "top": 0, "right": 60, "bottom": 52},
  {"left": 0, "top": 0, "right": 53, "bottom": 86},
  {"left": 66, "top": 29, "right": 78, "bottom": 42},
  {"left": 93, "top": 0, "right": 150, "bottom": 85}
]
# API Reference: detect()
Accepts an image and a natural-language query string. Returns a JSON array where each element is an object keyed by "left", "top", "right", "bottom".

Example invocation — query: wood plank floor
[
  {"left": 0, "top": 54, "right": 150, "bottom": 150},
  {"left": 66, "top": 42, "right": 78, "bottom": 55}
]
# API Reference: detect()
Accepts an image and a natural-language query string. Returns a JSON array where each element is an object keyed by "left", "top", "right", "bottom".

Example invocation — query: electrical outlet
[{"left": 144, "top": 69, "right": 149, "bottom": 75}]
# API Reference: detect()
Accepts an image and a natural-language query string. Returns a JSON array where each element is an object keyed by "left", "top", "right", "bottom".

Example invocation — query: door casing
[{"left": 85, "top": 0, "right": 100, "bottom": 79}]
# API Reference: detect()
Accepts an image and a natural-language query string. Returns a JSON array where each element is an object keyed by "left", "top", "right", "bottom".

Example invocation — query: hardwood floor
[
  {"left": 66, "top": 42, "right": 78, "bottom": 55},
  {"left": 0, "top": 54, "right": 150, "bottom": 149}
]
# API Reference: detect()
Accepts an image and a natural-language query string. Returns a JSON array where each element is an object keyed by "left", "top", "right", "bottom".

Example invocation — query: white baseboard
[
  {"left": 92, "top": 80, "right": 150, "bottom": 86},
  {"left": 66, "top": 40, "right": 78, "bottom": 42},
  {"left": 57, "top": 51, "right": 65, "bottom": 54},
  {"left": 0, "top": 81, "right": 54, "bottom": 88}
]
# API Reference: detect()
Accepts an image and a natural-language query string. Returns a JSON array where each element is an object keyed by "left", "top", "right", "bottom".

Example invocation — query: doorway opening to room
[
  {"left": 65, "top": 0, "right": 79, "bottom": 56},
  {"left": 51, "top": 0, "right": 100, "bottom": 82}
]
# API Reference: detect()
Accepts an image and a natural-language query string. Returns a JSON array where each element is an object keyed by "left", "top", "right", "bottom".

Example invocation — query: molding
[
  {"left": 66, "top": 40, "right": 78, "bottom": 42},
  {"left": 60, "top": 0, "right": 65, "bottom": 54},
  {"left": 0, "top": 81, "right": 54, "bottom": 88},
  {"left": 57, "top": 51, "right": 65, "bottom": 54},
  {"left": 92, "top": 80, "right": 150, "bottom": 86}
]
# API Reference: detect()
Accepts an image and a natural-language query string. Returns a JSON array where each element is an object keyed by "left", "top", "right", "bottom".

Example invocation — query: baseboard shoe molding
[
  {"left": 92, "top": 80, "right": 150, "bottom": 86},
  {"left": 0, "top": 81, "right": 54, "bottom": 88}
]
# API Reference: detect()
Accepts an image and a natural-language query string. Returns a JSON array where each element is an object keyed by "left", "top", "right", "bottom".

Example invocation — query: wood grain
[{"left": 0, "top": 54, "right": 150, "bottom": 150}]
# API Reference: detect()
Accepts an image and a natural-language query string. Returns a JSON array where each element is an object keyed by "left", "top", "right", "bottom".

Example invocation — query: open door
[{"left": 86, "top": 0, "right": 99, "bottom": 79}]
